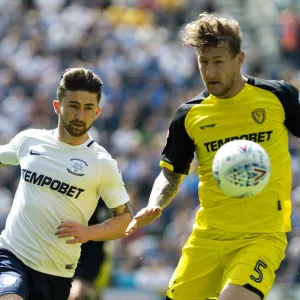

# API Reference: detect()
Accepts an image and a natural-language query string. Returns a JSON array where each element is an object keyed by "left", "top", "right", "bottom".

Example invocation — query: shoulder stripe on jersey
[
  {"left": 160, "top": 89, "right": 209, "bottom": 174},
  {"left": 87, "top": 140, "right": 95, "bottom": 147}
]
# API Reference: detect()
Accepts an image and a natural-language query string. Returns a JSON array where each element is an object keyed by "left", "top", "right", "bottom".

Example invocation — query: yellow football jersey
[{"left": 160, "top": 77, "right": 300, "bottom": 233}]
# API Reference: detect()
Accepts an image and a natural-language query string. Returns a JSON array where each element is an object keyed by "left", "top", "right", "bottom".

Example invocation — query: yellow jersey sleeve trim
[{"left": 159, "top": 160, "right": 174, "bottom": 171}]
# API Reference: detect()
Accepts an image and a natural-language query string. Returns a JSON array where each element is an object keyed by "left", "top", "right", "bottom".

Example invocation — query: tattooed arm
[
  {"left": 149, "top": 168, "right": 184, "bottom": 209},
  {"left": 125, "top": 168, "right": 184, "bottom": 235},
  {"left": 56, "top": 201, "right": 133, "bottom": 243},
  {"left": 109, "top": 201, "right": 134, "bottom": 218}
]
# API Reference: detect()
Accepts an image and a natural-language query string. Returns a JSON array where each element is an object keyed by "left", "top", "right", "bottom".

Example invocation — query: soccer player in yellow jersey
[{"left": 126, "top": 12, "right": 300, "bottom": 300}]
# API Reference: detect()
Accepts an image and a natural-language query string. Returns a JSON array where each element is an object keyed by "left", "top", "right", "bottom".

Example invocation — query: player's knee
[
  {"left": 219, "top": 284, "right": 262, "bottom": 300},
  {"left": 69, "top": 279, "right": 98, "bottom": 300},
  {"left": 69, "top": 280, "right": 86, "bottom": 300}
]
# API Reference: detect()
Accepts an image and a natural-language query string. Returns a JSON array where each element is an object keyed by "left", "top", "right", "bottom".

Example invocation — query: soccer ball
[{"left": 212, "top": 140, "right": 271, "bottom": 198}]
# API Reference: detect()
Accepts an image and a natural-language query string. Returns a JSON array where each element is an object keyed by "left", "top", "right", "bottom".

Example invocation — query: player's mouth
[
  {"left": 72, "top": 122, "right": 85, "bottom": 128},
  {"left": 208, "top": 81, "right": 220, "bottom": 85}
]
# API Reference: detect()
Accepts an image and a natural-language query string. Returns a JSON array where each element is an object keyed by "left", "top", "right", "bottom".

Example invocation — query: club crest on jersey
[
  {"left": 252, "top": 108, "right": 266, "bottom": 124},
  {"left": 67, "top": 158, "right": 88, "bottom": 177}
]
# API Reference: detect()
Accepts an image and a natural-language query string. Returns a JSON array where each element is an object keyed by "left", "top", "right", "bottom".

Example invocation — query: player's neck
[
  {"left": 56, "top": 127, "right": 90, "bottom": 146},
  {"left": 218, "top": 76, "right": 247, "bottom": 99},
  {"left": 233, "top": 76, "right": 247, "bottom": 97}
]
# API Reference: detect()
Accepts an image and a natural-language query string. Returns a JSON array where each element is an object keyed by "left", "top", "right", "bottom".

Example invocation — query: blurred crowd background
[{"left": 0, "top": 0, "right": 300, "bottom": 299}]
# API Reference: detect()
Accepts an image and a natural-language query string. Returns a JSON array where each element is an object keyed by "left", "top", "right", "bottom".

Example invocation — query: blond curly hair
[{"left": 182, "top": 12, "right": 242, "bottom": 56}]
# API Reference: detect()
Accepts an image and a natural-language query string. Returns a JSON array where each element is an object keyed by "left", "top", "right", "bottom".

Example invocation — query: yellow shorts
[{"left": 166, "top": 228, "right": 287, "bottom": 300}]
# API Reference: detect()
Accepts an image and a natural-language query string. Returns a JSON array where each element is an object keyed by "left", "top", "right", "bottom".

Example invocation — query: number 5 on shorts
[{"left": 250, "top": 260, "right": 267, "bottom": 283}]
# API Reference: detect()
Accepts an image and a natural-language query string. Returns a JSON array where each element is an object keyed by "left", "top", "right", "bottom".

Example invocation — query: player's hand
[
  {"left": 125, "top": 205, "right": 162, "bottom": 236},
  {"left": 55, "top": 221, "right": 90, "bottom": 244}
]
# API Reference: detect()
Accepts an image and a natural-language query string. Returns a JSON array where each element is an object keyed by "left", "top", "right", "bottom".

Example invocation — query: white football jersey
[{"left": 0, "top": 129, "right": 130, "bottom": 277}]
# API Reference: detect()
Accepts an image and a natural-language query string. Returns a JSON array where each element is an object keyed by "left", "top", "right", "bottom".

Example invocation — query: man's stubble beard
[
  {"left": 206, "top": 72, "right": 236, "bottom": 98},
  {"left": 61, "top": 117, "right": 92, "bottom": 137}
]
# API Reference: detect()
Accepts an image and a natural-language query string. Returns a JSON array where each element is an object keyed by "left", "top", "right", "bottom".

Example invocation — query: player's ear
[
  {"left": 237, "top": 51, "right": 244, "bottom": 67},
  {"left": 53, "top": 100, "right": 61, "bottom": 115},
  {"left": 95, "top": 106, "right": 102, "bottom": 119}
]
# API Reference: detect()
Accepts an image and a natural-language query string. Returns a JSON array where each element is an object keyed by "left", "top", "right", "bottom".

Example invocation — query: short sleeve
[
  {"left": 160, "top": 104, "right": 195, "bottom": 175},
  {"left": 246, "top": 77, "right": 300, "bottom": 138},
  {"left": 278, "top": 81, "right": 300, "bottom": 137},
  {"left": 98, "top": 158, "right": 130, "bottom": 208},
  {"left": 0, "top": 130, "right": 29, "bottom": 165}
]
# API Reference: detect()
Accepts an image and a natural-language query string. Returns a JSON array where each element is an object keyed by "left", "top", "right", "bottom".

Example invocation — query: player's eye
[
  {"left": 69, "top": 105, "right": 78, "bottom": 108},
  {"left": 85, "top": 107, "right": 93, "bottom": 111}
]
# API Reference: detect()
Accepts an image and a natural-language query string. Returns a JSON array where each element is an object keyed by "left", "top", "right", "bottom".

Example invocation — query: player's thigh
[
  {"left": 219, "top": 283, "right": 261, "bottom": 300},
  {"left": 0, "top": 295, "right": 23, "bottom": 300},
  {"left": 166, "top": 237, "right": 223, "bottom": 300},
  {"left": 0, "top": 294, "right": 23, "bottom": 300},
  {"left": 0, "top": 249, "right": 29, "bottom": 300},
  {"left": 222, "top": 233, "right": 287, "bottom": 300}
]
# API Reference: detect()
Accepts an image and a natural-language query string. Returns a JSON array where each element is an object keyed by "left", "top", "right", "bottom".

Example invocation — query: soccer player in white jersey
[{"left": 0, "top": 68, "right": 133, "bottom": 300}]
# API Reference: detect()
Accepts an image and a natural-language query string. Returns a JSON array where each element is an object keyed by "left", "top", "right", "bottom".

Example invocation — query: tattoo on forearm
[
  {"left": 109, "top": 208, "right": 117, "bottom": 217},
  {"left": 109, "top": 201, "right": 134, "bottom": 218},
  {"left": 157, "top": 184, "right": 179, "bottom": 208},
  {"left": 123, "top": 202, "right": 134, "bottom": 219},
  {"left": 150, "top": 168, "right": 183, "bottom": 209}
]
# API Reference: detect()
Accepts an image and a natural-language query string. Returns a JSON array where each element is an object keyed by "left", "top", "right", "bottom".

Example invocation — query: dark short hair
[
  {"left": 182, "top": 12, "right": 242, "bottom": 57},
  {"left": 57, "top": 68, "right": 103, "bottom": 104}
]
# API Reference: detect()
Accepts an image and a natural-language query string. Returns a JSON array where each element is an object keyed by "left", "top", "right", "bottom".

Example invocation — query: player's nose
[
  {"left": 74, "top": 109, "right": 85, "bottom": 121},
  {"left": 206, "top": 67, "right": 217, "bottom": 78}
]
